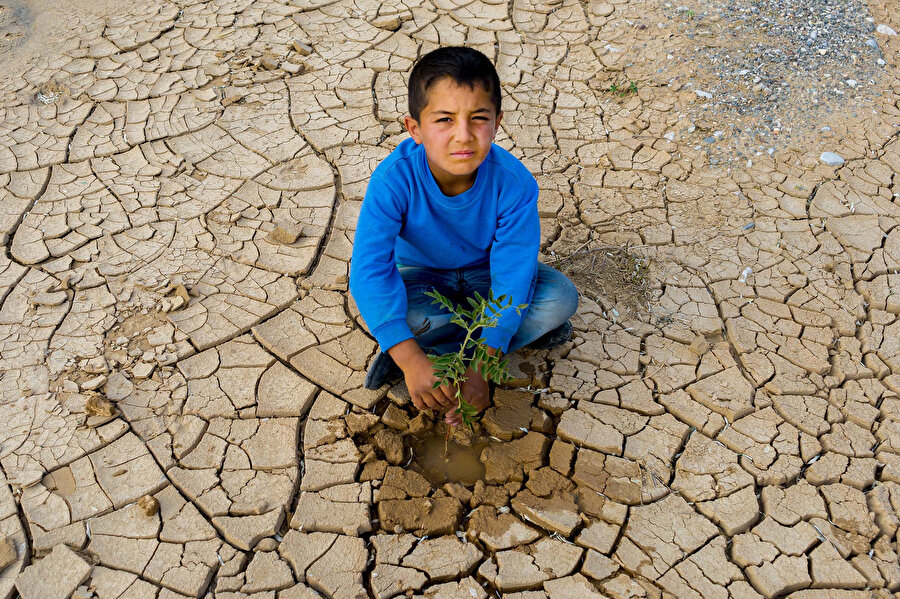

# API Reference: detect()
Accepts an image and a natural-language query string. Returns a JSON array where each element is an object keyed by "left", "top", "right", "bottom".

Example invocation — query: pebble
[
  {"left": 875, "top": 24, "right": 897, "bottom": 36},
  {"left": 694, "top": 90, "right": 713, "bottom": 99},
  {"left": 820, "top": 151, "right": 845, "bottom": 166},
  {"left": 133, "top": 362, "right": 155, "bottom": 380},
  {"left": 80, "top": 375, "right": 107, "bottom": 391}
]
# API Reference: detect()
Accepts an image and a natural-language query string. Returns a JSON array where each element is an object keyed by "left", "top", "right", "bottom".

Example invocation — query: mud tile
[
  {"left": 378, "top": 497, "right": 462, "bottom": 536},
  {"left": 760, "top": 480, "right": 827, "bottom": 525},
  {"left": 410, "top": 576, "right": 486, "bottom": 598},
  {"left": 672, "top": 433, "right": 754, "bottom": 502},
  {"left": 402, "top": 535, "right": 483, "bottom": 581},
  {"left": 809, "top": 542, "right": 867, "bottom": 590},
  {"left": 290, "top": 484, "right": 371, "bottom": 536},
  {"left": 658, "top": 536, "right": 747, "bottom": 598},
  {"left": 511, "top": 490, "right": 580, "bottom": 536},
  {"left": 467, "top": 506, "right": 542, "bottom": 552},
  {"left": 614, "top": 494, "right": 717, "bottom": 580},
  {"left": 745, "top": 554, "right": 811, "bottom": 598},
  {"left": 695, "top": 485, "right": 759, "bottom": 536},
  {"left": 15, "top": 544, "right": 91, "bottom": 599}
]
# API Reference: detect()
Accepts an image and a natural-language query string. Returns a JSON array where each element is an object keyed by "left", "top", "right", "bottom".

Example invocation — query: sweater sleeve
[
  {"left": 349, "top": 173, "right": 413, "bottom": 351},
  {"left": 482, "top": 175, "right": 541, "bottom": 352}
]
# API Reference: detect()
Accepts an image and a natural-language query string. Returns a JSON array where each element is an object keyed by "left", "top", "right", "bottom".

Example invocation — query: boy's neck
[{"left": 426, "top": 157, "right": 478, "bottom": 197}]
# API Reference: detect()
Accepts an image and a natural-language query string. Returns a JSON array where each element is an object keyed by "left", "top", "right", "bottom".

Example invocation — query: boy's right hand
[
  {"left": 404, "top": 358, "right": 456, "bottom": 411},
  {"left": 388, "top": 339, "right": 456, "bottom": 412}
]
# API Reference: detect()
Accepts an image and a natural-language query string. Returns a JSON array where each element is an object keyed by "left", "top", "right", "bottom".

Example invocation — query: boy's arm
[
  {"left": 483, "top": 175, "right": 541, "bottom": 352},
  {"left": 349, "top": 175, "right": 414, "bottom": 351},
  {"left": 349, "top": 176, "right": 455, "bottom": 411}
]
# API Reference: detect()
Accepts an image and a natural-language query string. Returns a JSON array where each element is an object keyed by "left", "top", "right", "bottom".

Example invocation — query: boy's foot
[
  {"left": 364, "top": 351, "right": 401, "bottom": 389},
  {"left": 526, "top": 320, "right": 573, "bottom": 350}
]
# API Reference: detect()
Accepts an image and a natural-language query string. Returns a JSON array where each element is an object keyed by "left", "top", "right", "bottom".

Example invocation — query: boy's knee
[
  {"left": 406, "top": 310, "right": 432, "bottom": 336},
  {"left": 542, "top": 268, "right": 578, "bottom": 319},
  {"left": 560, "top": 275, "right": 579, "bottom": 318}
]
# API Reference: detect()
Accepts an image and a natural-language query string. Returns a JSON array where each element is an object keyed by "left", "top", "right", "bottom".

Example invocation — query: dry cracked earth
[{"left": 0, "top": 0, "right": 899, "bottom": 597}]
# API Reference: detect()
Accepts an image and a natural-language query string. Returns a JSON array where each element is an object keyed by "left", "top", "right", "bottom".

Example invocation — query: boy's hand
[
  {"left": 388, "top": 339, "right": 456, "bottom": 412},
  {"left": 405, "top": 359, "right": 457, "bottom": 412},
  {"left": 445, "top": 365, "right": 490, "bottom": 426}
]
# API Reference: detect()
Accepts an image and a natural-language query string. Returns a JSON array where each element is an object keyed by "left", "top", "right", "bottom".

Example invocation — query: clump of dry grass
[{"left": 551, "top": 242, "right": 653, "bottom": 319}]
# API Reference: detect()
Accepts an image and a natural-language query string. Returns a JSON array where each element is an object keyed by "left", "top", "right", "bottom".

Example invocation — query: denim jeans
[{"left": 399, "top": 262, "right": 579, "bottom": 355}]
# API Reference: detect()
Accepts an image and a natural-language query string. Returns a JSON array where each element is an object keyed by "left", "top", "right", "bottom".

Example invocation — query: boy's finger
[
  {"left": 436, "top": 385, "right": 457, "bottom": 407},
  {"left": 411, "top": 395, "right": 427, "bottom": 411},
  {"left": 424, "top": 393, "right": 445, "bottom": 410},
  {"left": 436, "top": 388, "right": 456, "bottom": 409}
]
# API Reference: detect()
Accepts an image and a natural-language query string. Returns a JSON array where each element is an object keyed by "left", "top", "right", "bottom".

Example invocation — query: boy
[{"left": 349, "top": 46, "right": 578, "bottom": 425}]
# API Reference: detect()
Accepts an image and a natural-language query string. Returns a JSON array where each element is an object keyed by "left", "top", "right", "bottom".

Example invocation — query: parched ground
[{"left": 0, "top": 0, "right": 899, "bottom": 597}]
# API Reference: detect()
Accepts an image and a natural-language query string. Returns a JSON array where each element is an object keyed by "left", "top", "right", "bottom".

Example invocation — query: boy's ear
[
  {"left": 404, "top": 116, "right": 422, "bottom": 144},
  {"left": 494, "top": 111, "right": 503, "bottom": 136}
]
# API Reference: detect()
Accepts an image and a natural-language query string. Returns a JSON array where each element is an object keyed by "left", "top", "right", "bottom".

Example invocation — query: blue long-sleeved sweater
[{"left": 349, "top": 137, "right": 540, "bottom": 353}]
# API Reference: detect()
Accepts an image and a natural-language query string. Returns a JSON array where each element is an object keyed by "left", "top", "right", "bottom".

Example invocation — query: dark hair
[{"left": 407, "top": 46, "right": 501, "bottom": 121}]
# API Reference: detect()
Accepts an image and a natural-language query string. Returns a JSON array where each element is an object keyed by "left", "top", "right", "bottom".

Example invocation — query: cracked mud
[{"left": 0, "top": 0, "right": 899, "bottom": 597}]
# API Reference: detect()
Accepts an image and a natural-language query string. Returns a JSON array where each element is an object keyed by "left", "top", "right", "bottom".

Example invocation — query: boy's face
[{"left": 404, "top": 77, "right": 502, "bottom": 195}]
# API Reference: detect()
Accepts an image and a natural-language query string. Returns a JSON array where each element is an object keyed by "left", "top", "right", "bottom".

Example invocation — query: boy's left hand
[{"left": 445, "top": 366, "right": 490, "bottom": 426}]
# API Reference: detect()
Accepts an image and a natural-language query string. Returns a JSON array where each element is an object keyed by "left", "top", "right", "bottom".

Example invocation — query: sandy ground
[{"left": 0, "top": 0, "right": 899, "bottom": 597}]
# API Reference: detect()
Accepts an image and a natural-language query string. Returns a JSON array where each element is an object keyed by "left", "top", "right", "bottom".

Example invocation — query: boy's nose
[{"left": 454, "top": 120, "right": 474, "bottom": 140}]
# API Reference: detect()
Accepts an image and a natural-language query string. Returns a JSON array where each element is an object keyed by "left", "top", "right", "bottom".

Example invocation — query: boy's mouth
[{"left": 451, "top": 151, "right": 475, "bottom": 158}]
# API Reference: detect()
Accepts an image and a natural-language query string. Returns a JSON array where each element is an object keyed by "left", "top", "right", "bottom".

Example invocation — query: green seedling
[
  {"left": 608, "top": 81, "right": 639, "bottom": 97},
  {"left": 424, "top": 288, "right": 526, "bottom": 432}
]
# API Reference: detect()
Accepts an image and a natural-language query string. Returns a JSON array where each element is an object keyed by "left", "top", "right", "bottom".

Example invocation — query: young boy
[{"left": 349, "top": 46, "right": 578, "bottom": 425}]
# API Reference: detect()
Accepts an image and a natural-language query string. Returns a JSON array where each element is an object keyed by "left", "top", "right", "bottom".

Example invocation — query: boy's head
[
  {"left": 404, "top": 47, "right": 503, "bottom": 195},
  {"left": 407, "top": 46, "right": 501, "bottom": 121}
]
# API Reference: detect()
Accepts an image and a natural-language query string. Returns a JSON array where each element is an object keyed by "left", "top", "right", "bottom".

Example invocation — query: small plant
[
  {"left": 608, "top": 81, "right": 639, "bottom": 97},
  {"left": 424, "top": 289, "right": 526, "bottom": 432}
]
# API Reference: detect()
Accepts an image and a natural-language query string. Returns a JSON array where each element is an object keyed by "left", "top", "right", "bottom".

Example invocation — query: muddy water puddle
[{"left": 411, "top": 434, "right": 489, "bottom": 487}]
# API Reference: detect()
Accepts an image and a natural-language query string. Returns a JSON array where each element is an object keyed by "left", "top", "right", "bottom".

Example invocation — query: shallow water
[{"left": 412, "top": 433, "right": 488, "bottom": 486}]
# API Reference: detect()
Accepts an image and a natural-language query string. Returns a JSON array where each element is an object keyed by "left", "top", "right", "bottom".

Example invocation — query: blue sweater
[{"left": 349, "top": 137, "right": 540, "bottom": 353}]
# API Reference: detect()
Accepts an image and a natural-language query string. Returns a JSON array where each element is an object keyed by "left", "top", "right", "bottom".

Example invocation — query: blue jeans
[{"left": 399, "top": 262, "right": 578, "bottom": 355}]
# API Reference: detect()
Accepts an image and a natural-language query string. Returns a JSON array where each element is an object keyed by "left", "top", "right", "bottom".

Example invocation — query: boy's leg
[
  {"left": 507, "top": 263, "right": 578, "bottom": 352},
  {"left": 365, "top": 263, "right": 578, "bottom": 388},
  {"left": 458, "top": 262, "right": 578, "bottom": 353}
]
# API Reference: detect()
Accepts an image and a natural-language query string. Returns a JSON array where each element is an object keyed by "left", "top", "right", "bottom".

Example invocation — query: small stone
[
  {"left": 258, "top": 54, "right": 279, "bottom": 70},
  {"left": 819, "top": 152, "right": 845, "bottom": 167},
  {"left": 133, "top": 362, "right": 155, "bottom": 379},
  {"left": 84, "top": 395, "right": 116, "bottom": 418},
  {"left": 71, "top": 586, "right": 92, "bottom": 599},
  {"left": 876, "top": 24, "right": 897, "bottom": 35},
  {"left": 281, "top": 61, "right": 305, "bottom": 75},
  {"left": 371, "top": 15, "right": 401, "bottom": 29},
  {"left": 138, "top": 495, "right": 160, "bottom": 517},
  {"left": 171, "top": 284, "right": 191, "bottom": 303},
  {"left": 267, "top": 224, "right": 301, "bottom": 245},
  {"left": 292, "top": 40, "right": 313, "bottom": 55},
  {"left": 80, "top": 375, "right": 107, "bottom": 391},
  {"left": 222, "top": 93, "right": 244, "bottom": 107}
]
